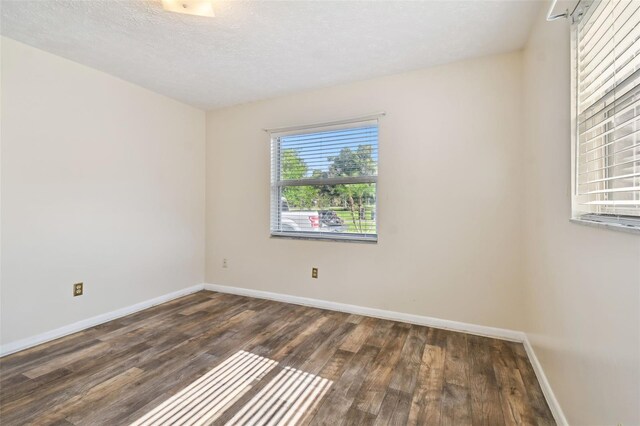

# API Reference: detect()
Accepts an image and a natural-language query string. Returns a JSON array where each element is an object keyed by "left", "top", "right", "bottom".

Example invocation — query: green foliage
[
  {"left": 328, "top": 145, "right": 377, "bottom": 177},
  {"left": 282, "top": 186, "right": 317, "bottom": 209},
  {"left": 281, "top": 149, "right": 307, "bottom": 180},
  {"left": 327, "top": 146, "right": 376, "bottom": 233},
  {"left": 281, "top": 149, "right": 318, "bottom": 209},
  {"left": 280, "top": 145, "right": 377, "bottom": 234}
]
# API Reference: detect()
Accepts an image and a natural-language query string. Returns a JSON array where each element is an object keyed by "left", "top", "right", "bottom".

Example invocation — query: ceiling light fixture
[{"left": 161, "top": 0, "right": 215, "bottom": 18}]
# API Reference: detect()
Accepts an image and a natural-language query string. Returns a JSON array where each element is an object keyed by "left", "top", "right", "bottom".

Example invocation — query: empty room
[{"left": 1, "top": 0, "right": 638, "bottom": 425}]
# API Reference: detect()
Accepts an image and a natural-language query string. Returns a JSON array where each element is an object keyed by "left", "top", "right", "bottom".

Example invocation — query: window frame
[
  {"left": 269, "top": 116, "right": 381, "bottom": 243},
  {"left": 569, "top": 0, "right": 640, "bottom": 234}
]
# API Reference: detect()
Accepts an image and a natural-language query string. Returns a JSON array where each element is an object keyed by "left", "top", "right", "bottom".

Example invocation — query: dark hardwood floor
[{"left": 0, "top": 291, "right": 555, "bottom": 425}]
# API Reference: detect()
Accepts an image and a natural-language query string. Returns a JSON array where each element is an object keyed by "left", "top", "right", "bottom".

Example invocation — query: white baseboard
[
  {"left": 205, "top": 283, "right": 566, "bottom": 425},
  {"left": 523, "top": 336, "right": 568, "bottom": 426},
  {"left": 204, "top": 283, "right": 525, "bottom": 342},
  {"left": 1, "top": 280, "right": 565, "bottom": 426},
  {"left": 0, "top": 284, "right": 205, "bottom": 357}
]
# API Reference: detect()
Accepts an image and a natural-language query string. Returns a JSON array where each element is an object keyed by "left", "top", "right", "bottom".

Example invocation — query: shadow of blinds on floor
[
  {"left": 226, "top": 366, "right": 333, "bottom": 426},
  {"left": 130, "top": 351, "right": 277, "bottom": 426}
]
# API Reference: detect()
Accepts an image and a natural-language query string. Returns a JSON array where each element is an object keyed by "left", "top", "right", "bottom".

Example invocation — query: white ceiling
[{"left": 1, "top": 0, "right": 541, "bottom": 110}]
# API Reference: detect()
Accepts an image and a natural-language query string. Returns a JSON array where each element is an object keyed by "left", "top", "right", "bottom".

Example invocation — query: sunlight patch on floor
[
  {"left": 226, "top": 366, "right": 333, "bottom": 426},
  {"left": 131, "top": 350, "right": 277, "bottom": 426}
]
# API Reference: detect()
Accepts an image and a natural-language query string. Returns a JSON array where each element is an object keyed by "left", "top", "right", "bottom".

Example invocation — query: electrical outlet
[
  {"left": 73, "top": 282, "right": 83, "bottom": 297},
  {"left": 312, "top": 268, "right": 318, "bottom": 279},
  {"left": 222, "top": 258, "right": 228, "bottom": 268}
]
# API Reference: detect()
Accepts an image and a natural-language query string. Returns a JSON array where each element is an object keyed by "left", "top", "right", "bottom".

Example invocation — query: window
[
  {"left": 571, "top": 0, "right": 640, "bottom": 230},
  {"left": 270, "top": 117, "right": 379, "bottom": 242}
]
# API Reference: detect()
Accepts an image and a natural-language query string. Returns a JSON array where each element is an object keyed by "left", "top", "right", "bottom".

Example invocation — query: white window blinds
[
  {"left": 270, "top": 119, "right": 379, "bottom": 241},
  {"left": 573, "top": 0, "right": 640, "bottom": 222}
]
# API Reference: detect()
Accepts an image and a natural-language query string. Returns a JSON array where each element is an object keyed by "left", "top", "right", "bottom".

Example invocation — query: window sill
[
  {"left": 270, "top": 232, "right": 378, "bottom": 244},
  {"left": 569, "top": 218, "right": 640, "bottom": 235}
]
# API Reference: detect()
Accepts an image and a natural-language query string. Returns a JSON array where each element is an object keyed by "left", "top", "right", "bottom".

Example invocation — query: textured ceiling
[{"left": 1, "top": 0, "right": 540, "bottom": 110}]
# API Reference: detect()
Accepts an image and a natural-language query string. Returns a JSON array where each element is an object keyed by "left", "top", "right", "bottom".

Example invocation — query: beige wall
[
  {"left": 0, "top": 38, "right": 206, "bottom": 346},
  {"left": 205, "top": 52, "right": 526, "bottom": 331},
  {"left": 522, "top": 10, "right": 640, "bottom": 426}
]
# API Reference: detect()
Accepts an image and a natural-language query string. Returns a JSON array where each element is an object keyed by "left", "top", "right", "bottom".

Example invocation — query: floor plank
[{"left": 0, "top": 291, "right": 555, "bottom": 425}]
